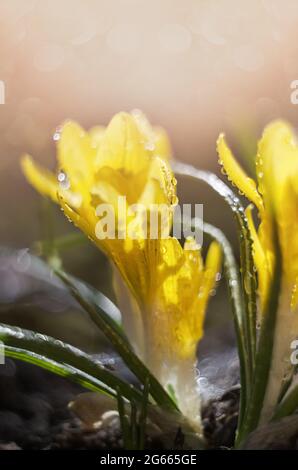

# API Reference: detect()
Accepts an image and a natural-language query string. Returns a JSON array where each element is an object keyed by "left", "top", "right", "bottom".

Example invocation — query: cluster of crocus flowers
[
  {"left": 21, "top": 111, "right": 221, "bottom": 431},
  {"left": 217, "top": 120, "right": 298, "bottom": 422}
]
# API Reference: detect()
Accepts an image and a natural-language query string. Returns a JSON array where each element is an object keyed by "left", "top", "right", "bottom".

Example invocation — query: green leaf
[
  {"left": 192, "top": 218, "right": 247, "bottom": 430},
  {"left": 35, "top": 232, "right": 87, "bottom": 256},
  {"left": 4, "top": 345, "right": 113, "bottom": 396},
  {"left": 117, "top": 389, "right": 132, "bottom": 449},
  {"left": 273, "top": 385, "right": 298, "bottom": 420},
  {"left": 56, "top": 270, "right": 178, "bottom": 412},
  {"left": 277, "top": 367, "right": 296, "bottom": 404},
  {"left": 0, "top": 322, "right": 143, "bottom": 403},
  {"left": 235, "top": 220, "right": 282, "bottom": 446},
  {"left": 138, "top": 377, "right": 150, "bottom": 450},
  {"left": 67, "top": 274, "right": 125, "bottom": 335}
]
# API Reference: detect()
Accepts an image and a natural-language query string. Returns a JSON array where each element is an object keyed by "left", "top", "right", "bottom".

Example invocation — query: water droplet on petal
[
  {"left": 145, "top": 141, "right": 155, "bottom": 151},
  {"left": 244, "top": 273, "right": 252, "bottom": 294},
  {"left": 172, "top": 195, "right": 179, "bottom": 206},
  {"left": 53, "top": 127, "right": 62, "bottom": 142},
  {"left": 57, "top": 170, "right": 70, "bottom": 190}
]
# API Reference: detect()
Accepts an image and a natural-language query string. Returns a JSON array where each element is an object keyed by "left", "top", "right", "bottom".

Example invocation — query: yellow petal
[
  {"left": 139, "top": 157, "right": 178, "bottom": 208},
  {"left": 57, "top": 121, "right": 96, "bottom": 197},
  {"left": 277, "top": 181, "right": 298, "bottom": 294},
  {"left": 21, "top": 154, "right": 59, "bottom": 203},
  {"left": 204, "top": 241, "right": 222, "bottom": 288},
  {"left": 89, "top": 125, "right": 105, "bottom": 148},
  {"left": 257, "top": 120, "right": 298, "bottom": 210},
  {"left": 130, "top": 110, "right": 171, "bottom": 160},
  {"left": 198, "top": 241, "right": 222, "bottom": 315},
  {"left": 245, "top": 204, "right": 270, "bottom": 310},
  {"left": 96, "top": 112, "right": 150, "bottom": 174},
  {"left": 58, "top": 194, "right": 95, "bottom": 239},
  {"left": 245, "top": 204, "right": 266, "bottom": 270},
  {"left": 217, "top": 133, "right": 263, "bottom": 212},
  {"left": 153, "top": 126, "right": 172, "bottom": 161},
  {"left": 150, "top": 238, "right": 221, "bottom": 362},
  {"left": 291, "top": 277, "right": 298, "bottom": 311}
]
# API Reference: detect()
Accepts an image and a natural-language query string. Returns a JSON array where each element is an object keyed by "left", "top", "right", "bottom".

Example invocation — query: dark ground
[{"left": 0, "top": 359, "right": 240, "bottom": 450}]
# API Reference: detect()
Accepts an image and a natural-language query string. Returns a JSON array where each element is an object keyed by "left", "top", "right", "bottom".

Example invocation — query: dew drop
[
  {"left": 15, "top": 248, "right": 31, "bottom": 272},
  {"left": 188, "top": 252, "right": 197, "bottom": 263},
  {"left": 53, "top": 128, "right": 62, "bottom": 142},
  {"left": 171, "top": 195, "right": 178, "bottom": 206},
  {"left": 57, "top": 170, "right": 70, "bottom": 190},
  {"left": 145, "top": 141, "right": 155, "bottom": 151},
  {"left": 198, "top": 377, "right": 209, "bottom": 387},
  {"left": 244, "top": 273, "right": 252, "bottom": 294}
]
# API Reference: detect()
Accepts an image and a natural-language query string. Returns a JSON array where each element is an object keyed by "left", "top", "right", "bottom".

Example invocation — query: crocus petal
[
  {"left": 57, "top": 121, "right": 96, "bottom": 199},
  {"left": 217, "top": 133, "right": 263, "bottom": 212},
  {"left": 257, "top": 120, "right": 298, "bottom": 210},
  {"left": 96, "top": 112, "right": 150, "bottom": 174},
  {"left": 89, "top": 125, "right": 105, "bottom": 148},
  {"left": 245, "top": 204, "right": 270, "bottom": 310},
  {"left": 21, "top": 154, "right": 59, "bottom": 203},
  {"left": 153, "top": 126, "right": 172, "bottom": 161}
]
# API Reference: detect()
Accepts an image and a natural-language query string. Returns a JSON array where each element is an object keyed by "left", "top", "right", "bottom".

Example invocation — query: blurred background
[{"left": 0, "top": 0, "right": 298, "bottom": 351}]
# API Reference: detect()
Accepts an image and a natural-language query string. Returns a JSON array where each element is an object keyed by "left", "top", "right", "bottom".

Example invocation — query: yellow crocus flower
[
  {"left": 217, "top": 120, "right": 298, "bottom": 421},
  {"left": 21, "top": 111, "right": 221, "bottom": 429}
]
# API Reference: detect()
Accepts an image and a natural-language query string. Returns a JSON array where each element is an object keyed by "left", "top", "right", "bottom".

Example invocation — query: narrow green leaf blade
[
  {"left": 0, "top": 322, "right": 142, "bottom": 403},
  {"left": 236, "top": 221, "right": 282, "bottom": 446},
  {"left": 273, "top": 385, "right": 298, "bottom": 420},
  {"left": 4, "top": 345, "right": 114, "bottom": 396}
]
